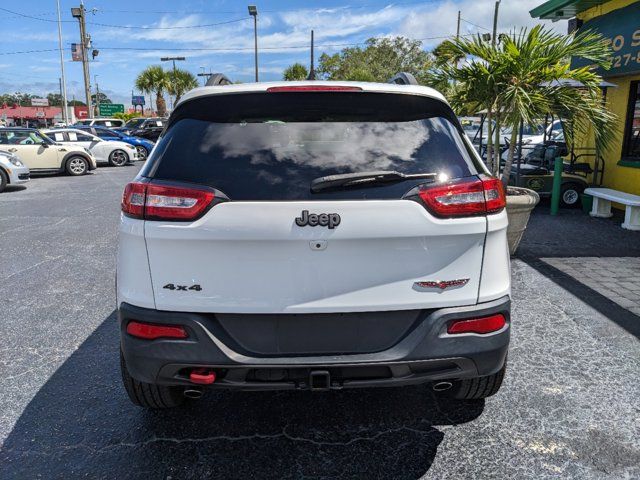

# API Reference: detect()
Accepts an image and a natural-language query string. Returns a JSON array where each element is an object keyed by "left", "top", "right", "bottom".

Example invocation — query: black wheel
[
  {"left": 135, "top": 145, "right": 148, "bottom": 161},
  {"left": 0, "top": 169, "right": 7, "bottom": 193},
  {"left": 448, "top": 363, "right": 506, "bottom": 400},
  {"left": 65, "top": 156, "right": 88, "bottom": 176},
  {"left": 108, "top": 149, "right": 129, "bottom": 167},
  {"left": 120, "top": 351, "right": 184, "bottom": 409},
  {"left": 560, "top": 183, "right": 583, "bottom": 208}
]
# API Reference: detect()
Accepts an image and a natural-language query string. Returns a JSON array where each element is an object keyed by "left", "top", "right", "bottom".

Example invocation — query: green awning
[{"left": 529, "top": 0, "right": 609, "bottom": 20}]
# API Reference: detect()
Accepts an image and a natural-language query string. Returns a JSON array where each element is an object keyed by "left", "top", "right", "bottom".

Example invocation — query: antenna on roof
[{"left": 307, "top": 30, "right": 316, "bottom": 80}]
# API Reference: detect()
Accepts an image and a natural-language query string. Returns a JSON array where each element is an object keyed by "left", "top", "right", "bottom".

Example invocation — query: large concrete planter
[{"left": 505, "top": 187, "right": 540, "bottom": 255}]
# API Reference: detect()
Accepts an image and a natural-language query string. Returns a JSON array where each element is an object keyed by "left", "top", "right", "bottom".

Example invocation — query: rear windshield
[{"left": 143, "top": 92, "right": 479, "bottom": 200}]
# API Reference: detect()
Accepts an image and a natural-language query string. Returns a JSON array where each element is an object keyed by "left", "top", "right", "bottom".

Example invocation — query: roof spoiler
[
  {"left": 205, "top": 74, "right": 232, "bottom": 87},
  {"left": 388, "top": 72, "right": 419, "bottom": 85}
]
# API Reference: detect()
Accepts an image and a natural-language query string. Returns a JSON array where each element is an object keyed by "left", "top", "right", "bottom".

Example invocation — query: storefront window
[{"left": 622, "top": 81, "right": 640, "bottom": 162}]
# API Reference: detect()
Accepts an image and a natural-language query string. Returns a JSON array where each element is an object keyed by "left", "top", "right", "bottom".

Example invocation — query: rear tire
[
  {"left": 108, "top": 149, "right": 129, "bottom": 167},
  {"left": 65, "top": 156, "right": 88, "bottom": 176},
  {"left": 561, "top": 183, "right": 583, "bottom": 208},
  {"left": 135, "top": 145, "right": 148, "bottom": 161},
  {"left": 120, "top": 351, "right": 184, "bottom": 409},
  {"left": 449, "top": 363, "right": 506, "bottom": 400},
  {"left": 0, "top": 169, "right": 7, "bottom": 193}
]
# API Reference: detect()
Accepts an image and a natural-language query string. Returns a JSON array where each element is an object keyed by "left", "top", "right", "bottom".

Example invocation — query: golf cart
[{"left": 508, "top": 137, "right": 598, "bottom": 208}]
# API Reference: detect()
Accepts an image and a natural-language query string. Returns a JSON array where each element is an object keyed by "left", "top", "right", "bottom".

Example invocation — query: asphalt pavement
[{"left": 0, "top": 167, "right": 638, "bottom": 479}]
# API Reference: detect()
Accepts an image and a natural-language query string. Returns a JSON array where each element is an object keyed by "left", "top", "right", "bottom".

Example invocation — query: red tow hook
[{"left": 189, "top": 369, "right": 216, "bottom": 385}]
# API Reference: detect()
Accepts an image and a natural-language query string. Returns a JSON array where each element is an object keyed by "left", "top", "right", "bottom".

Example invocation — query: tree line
[{"left": 0, "top": 92, "right": 112, "bottom": 107}]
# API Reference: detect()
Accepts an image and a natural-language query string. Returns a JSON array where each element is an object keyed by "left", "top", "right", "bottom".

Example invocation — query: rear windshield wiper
[{"left": 311, "top": 170, "right": 438, "bottom": 193}]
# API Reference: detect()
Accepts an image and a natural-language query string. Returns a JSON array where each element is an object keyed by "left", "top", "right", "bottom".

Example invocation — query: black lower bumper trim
[{"left": 119, "top": 296, "right": 510, "bottom": 389}]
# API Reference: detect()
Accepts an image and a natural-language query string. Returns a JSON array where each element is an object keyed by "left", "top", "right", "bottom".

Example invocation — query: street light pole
[
  {"left": 248, "top": 5, "right": 258, "bottom": 82},
  {"left": 160, "top": 56, "right": 185, "bottom": 110},
  {"left": 56, "top": 0, "right": 68, "bottom": 124},
  {"left": 94, "top": 74, "right": 100, "bottom": 116}
]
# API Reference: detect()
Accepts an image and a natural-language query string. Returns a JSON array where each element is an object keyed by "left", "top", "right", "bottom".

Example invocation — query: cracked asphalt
[{"left": 0, "top": 166, "right": 638, "bottom": 479}]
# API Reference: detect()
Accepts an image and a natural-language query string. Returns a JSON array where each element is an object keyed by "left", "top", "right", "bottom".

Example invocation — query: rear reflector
[
  {"left": 126, "top": 321, "right": 188, "bottom": 340},
  {"left": 122, "top": 181, "right": 215, "bottom": 221},
  {"left": 417, "top": 176, "right": 506, "bottom": 218},
  {"left": 447, "top": 314, "right": 506, "bottom": 334},
  {"left": 266, "top": 85, "right": 362, "bottom": 93}
]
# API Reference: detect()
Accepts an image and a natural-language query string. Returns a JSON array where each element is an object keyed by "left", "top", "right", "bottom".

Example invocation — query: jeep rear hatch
[{"left": 134, "top": 90, "right": 499, "bottom": 313}]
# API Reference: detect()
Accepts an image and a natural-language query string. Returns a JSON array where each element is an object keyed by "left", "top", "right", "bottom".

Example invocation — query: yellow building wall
[{"left": 574, "top": 0, "right": 640, "bottom": 201}]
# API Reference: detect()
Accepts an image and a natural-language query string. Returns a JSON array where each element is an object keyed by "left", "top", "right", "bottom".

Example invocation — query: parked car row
[{"left": 0, "top": 118, "right": 159, "bottom": 192}]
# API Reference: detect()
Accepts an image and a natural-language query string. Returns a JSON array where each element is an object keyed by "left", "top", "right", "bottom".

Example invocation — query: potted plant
[{"left": 438, "top": 26, "right": 616, "bottom": 253}]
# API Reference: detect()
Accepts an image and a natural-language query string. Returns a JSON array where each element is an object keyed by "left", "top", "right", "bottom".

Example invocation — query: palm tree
[
  {"left": 283, "top": 63, "right": 309, "bottom": 81},
  {"left": 441, "top": 26, "right": 616, "bottom": 184},
  {"left": 135, "top": 65, "right": 170, "bottom": 116},
  {"left": 167, "top": 69, "right": 198, "bottom": 105}
]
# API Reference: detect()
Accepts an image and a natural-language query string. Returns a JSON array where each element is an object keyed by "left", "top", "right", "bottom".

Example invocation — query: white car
[
  {"left": 43, "top": 128, "right": 138, "bottom": 167},
  {"left": 0, "top": 150, "right": 30, "bottom": 192},
  {"left": 117, "top": 81, "right": 511, "bottom": 409},
  {"left": 74, "top": 117, "right": 125, "bottom": 128}
]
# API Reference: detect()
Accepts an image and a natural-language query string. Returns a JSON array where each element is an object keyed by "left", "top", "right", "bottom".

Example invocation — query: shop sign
[
  {"left": 132, "top": 95, "right": 145, "bottom": 106},
  {"left": 31, "top": 98, "right": 49, "bottom": 107},
  {"left": 571, "top": 2, "right": 640, "bottom": 77}
]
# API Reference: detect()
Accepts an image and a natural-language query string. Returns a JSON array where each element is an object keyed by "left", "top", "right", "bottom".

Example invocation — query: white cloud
[{"left": 398, "top": 0, "right": 567, "bottom": 47}]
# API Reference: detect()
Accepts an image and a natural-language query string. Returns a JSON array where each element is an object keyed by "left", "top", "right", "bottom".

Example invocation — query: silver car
[{"left": 0, "top": 150, "right": 30, "bottom": 192}]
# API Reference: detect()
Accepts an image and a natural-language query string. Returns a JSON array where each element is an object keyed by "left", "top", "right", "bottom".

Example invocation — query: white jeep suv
[{"left": 117, "top": 81, "right": 511, "bottom": 409}]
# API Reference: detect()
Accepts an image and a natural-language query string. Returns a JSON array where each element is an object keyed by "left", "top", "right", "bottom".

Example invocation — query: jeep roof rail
[
  {"left": 206, "top": 73, "right": 232, "bottom": 87},
  {"left": 388, "top": 72, "right": 419, "bottom": 85}
]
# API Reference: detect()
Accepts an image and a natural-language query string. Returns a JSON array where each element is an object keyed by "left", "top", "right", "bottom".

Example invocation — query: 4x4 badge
[
  {"left": 414, "top": 279, "right": 469, "bottom": 290},
  {"left": 295, "top": 210, "right": 341, "bottom": 229}
]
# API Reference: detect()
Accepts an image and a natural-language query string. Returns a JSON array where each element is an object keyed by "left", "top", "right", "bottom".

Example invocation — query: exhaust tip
[
  {"left": 183, "top": 387, "right": 204, "bottom": 399},
  {"left": 432, "top": 381, "right": 453, "bottom": 392}
]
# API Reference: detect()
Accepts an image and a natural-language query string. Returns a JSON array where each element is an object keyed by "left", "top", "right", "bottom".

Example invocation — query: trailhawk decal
[{"left": 413, "top": 279, "right": 469, "bottom": 290}]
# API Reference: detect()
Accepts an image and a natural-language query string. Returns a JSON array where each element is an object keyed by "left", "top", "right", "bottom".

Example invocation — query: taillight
[
  {"left": 122, "top": 181, "right": 215, "bottom": 221},
  {"left": 126, "top": 321, "right": 188, "bottom": 340},
  {"left": 417, "top": 176, "right": 505, "bottom": 218},
  {"left": 266, "top": 85, "right": 362, "bottom": 93},
  {"left": 447, "top": 314, "right": 506, "bottom": 335}
]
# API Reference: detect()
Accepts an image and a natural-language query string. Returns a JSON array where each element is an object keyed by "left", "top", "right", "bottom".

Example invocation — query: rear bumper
[{"left": 119, "top": 296, "right": 510, "bottom": 390}]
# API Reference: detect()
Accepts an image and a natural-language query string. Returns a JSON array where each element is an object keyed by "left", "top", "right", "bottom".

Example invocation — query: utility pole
[
  {"left": 308, "top": 30, "right": 316, "bottom": 80},
  {"left": 56, "top": 0, "right": 68, "bottom": 124},
  {"left": 71, "top": 3, "right": 92, "bottom": 118},
  {"left": 248, "top": 5, "right": 258, "bottom": 82},
  {"left": 492, "top": 1, "right": 501, "bottom": 45},
  {"left": 456, "top": 10, "right": 461, "bottom": 40}
]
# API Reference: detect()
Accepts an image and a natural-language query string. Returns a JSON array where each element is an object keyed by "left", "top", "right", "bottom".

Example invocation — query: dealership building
[{"left": 531, "top": 0, "right": 640, "bottom": 197}]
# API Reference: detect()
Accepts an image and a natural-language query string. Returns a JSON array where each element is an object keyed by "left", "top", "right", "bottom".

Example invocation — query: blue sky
[{"left": 0, "top": 0, "right": 565, "bottom": 107}]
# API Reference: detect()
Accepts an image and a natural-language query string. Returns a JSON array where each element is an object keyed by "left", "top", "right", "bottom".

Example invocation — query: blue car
[{"left": 74, "top": 125, "right": 155, "bottom": 161}]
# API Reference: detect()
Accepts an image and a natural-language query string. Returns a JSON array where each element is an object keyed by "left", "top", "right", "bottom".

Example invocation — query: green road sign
[{"left": 98, "top": 104, "right": 125, "bottom": 116}]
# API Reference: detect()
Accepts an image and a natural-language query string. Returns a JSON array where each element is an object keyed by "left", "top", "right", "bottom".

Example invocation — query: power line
[
  {"left": 460, "top": 17, "right": 491, "bottom": 31},
  {"left": 0, "top": 6, "right": 74, "bottom": 23},
  {"left": 18, "top": 1, "right": 441, "bottom": 17},
  {"left": 87, "top": 17, "right": 248, "bottom": 30},
  {"left": 0, "top": 6, "right": 248, "bottom": 30},
  {"left": 0, "top": 48, "right": 60, "bottom": 56}
]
